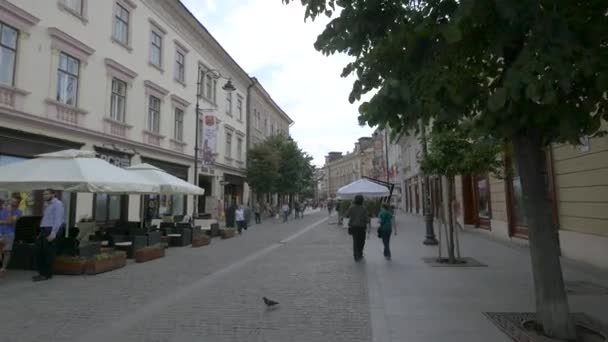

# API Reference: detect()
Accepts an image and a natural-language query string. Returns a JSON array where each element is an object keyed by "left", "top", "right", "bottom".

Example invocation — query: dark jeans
[
  {"left": 35, "top": 229, "right": 57, "bottom": 278},
  {"left": 381, "top": 231, "right": 392, "bottom": 258},
  {"left": 237, "top": 220, "right": 247, "bottom": 233},
  {"left": 255, "top": 213, "right": 261, "bottom": 224},
  {"left": 351, "top": 226, "right": 367, "bottom": 260}
]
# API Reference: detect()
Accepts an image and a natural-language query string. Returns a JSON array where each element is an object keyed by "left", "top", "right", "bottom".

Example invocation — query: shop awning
[
  {"left": 126, "top": 163, "right": 205, "bottom": 195},
  {"left": 0, "top": 149, "right": 159, "bottom": 194}
]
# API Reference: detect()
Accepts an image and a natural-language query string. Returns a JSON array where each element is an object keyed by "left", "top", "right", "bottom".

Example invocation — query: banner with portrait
[{"left": 202, "top": 115, "right": 218, "bottom": 166}]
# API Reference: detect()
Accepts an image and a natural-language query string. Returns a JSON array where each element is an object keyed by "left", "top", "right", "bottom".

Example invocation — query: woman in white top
[{"left": 235, "top": 205, "right": 246, "bottom": 234}]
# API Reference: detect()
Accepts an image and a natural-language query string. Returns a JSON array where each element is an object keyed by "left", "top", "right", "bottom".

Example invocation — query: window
[
  {"left": 112, "top": 3, "right": 129, "bottom": 45},
  {"left": 204, "top": 72, "right": 217, "bottom": 103},
  {"left": 56, "top": 52, "right": 80, "bottom": 106},
  {"left": 237, "top": 96, "right": 243, "bottom": 121},
  {"left": 0, "top": 22, "right": 17, "bottom": 86},
  {"left": 149, "top": 31, "right": 162, "bottom": 67},
  {"left": 271, "top": 122, "right": 275, "bottom": 135},
  {"left": 95, "top": 194, "right": 123, "bottom": 222},
  {"left": 174, "top": 108, "right": 184, "bottom": 141},
  {"left": 148, "top": 95, "right": 160, "bottom": 133},
  {"left": 256, "top": 110, "right": 261, "bottom": 130},
  {"left": 226, "top": 91, "right": 232, "bottom": 115},
  {"left": 237, "top": 137, "right": 243, "bottom": 161},
  {"left": 175, "top": 50, "right": 185, "bottom": 83},
  {"left": 110, "top": 78, "right": 126, "bottom": 122},
  {"left": 264, "top": 116, "right": 268, "bottom": 135},
  {"left": 63, "top": 0, "right": 83, "bottom": 14},
  {"left": 225, "top": 132, "right": 232, "bottom": 158}
]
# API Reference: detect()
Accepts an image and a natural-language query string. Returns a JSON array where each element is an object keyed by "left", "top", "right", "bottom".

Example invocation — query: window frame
[
  {"left": 0, "top": 21, "right": 18, "bottom": 86},
  {"left": 175, "top": 50, "right": 185, "bottom": 83},
  {"left": 225, "top": 132, "right": 233, "bottom": 159},
  {"left": 112, "top": 3, "right": 129, "bottom": 46},
  {"left": 236, "top": 137, "right": 243, "bottom": 161},
  {"left": 149, "top": 30, "right": 162, "bottom": 68},
  {"left": 236, "top": 95, "right": 243, "bottom": 121},
  {"left": 56, "top": 52, "right": 80, "bottom": 106},
  {"left": 110, "top": 77, "right": 127, "bottom": 122},
  {"left": 226, "top": 91, "right": 232, "bottom": 115},
  {"left": 174, "top": 107, "right": 184, "bottom": 142},
  {"left": 147, "top": 95, "right": 161, "bottom": 133}
]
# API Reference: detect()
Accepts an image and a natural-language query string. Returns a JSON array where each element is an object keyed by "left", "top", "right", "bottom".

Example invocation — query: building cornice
[
  {"left": 0, "top": 0, "right": 40, "bottom": 32},
  {"left": 251, "top": 77, "right": 294, "bottom": 125},
  {"left": 105, "top": 58, "right": 138, "bottom": 81},
  {"left": 48, "top": 27, "right": 95, "bottom": 61}
]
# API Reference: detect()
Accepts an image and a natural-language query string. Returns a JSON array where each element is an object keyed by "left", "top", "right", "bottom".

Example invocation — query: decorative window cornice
[
  {"left": 105, "top": 58, "right": 137, "bottom": 83},
  {"left": 48, "top": 27, "right": 95, "bottom": 61},
  {"left": 117, "top": 0, "right": 136, "bottom": 10},
  {"left": 224, "top": 124, "right": 235, "bottom": 132},
  {"left": 170, "top": 94, "right": 190, "bottom": 108},
  {"left": 144, "top": 80, "right": 169, "bottom": 98},
  {"left": 235, "top": 130, "right": 246, "bottom": 137},
  {"left": 0, "top": 0, "right": 40, "bottom": 32},
  {"left": 174, "top": 39, "right": 189, "bottom": 54},
  {"left": 149, "top": 18, "right": 167, "bottom": 35}
]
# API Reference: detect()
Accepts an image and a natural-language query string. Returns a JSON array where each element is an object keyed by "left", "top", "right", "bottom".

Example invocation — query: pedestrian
[
  {"left": 345, "top": 195, "right": 370, "bottom": 262},
  {"left": 236, "top": 205, "right": 246, "bottom": 234},
  {"left": 281, "top": 202, "right": 290, "bottom": 223},
  {"left": 378, "top": 204, "right": 396, "bottom": 260},
  {"left": 254, "top": 202, "right": 262, "bottom": 224},
  {"left": 327, "top": 201, "right": 333, "bottom": 216},
  {"left": 294, "top": 201, "right": 300, "bottom": 220},
  {"left": 33, "top": 189, "right": 64, "bottom": 282},
  {"left": 0, "top": 194, "right": 22, "bottom": 277}
]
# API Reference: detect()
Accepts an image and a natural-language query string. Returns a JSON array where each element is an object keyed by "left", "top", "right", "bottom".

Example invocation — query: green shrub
[{"left": 365, "top": 201, "right": 382, "bottom": 217}]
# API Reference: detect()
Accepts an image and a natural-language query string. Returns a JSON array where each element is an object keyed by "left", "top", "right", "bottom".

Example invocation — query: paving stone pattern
[{"left": 0, "top": 211, "right": 371, "bottom": 342}]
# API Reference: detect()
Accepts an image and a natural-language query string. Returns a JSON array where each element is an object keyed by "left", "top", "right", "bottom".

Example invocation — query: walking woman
[
  {"left": 345, "top": 195, "right": 369, "bottom": 262},
  {"left": 378, "top": 204, "right": 396, "bottom": 260}
]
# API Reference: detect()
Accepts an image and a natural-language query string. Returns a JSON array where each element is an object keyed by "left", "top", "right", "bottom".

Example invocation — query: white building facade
[{"left": 0, "top": 0, "right": 251, "bottom": 223}]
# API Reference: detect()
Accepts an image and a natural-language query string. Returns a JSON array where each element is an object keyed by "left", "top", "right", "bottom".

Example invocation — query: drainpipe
[{"left": 246, "top": 78, "right": 255, "bottom": 210}]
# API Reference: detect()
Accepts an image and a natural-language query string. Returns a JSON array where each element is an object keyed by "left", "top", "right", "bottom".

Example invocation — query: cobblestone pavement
[{"left": 0, "top": 211, "right": 371, "bottom": 342}]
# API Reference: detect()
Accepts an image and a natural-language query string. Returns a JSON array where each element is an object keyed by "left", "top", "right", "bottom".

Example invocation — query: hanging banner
[{"left": 202, "top": 115, "right": 218, "bottom": 166}]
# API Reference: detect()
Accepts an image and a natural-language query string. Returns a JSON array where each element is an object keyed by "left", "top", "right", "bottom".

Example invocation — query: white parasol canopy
[
  {"left": 126, "top": 163, "right": 205, "bottom": 195},
  {"left": 0, "top": 149, "right": 160, "bottom": 194},
  {"left": 337, "top": 178, "right": 390, "bottom": 199}
]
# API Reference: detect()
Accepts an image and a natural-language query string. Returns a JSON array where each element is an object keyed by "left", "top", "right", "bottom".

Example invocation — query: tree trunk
[
  {"left": 512, "top": 131, "right": 576, "bottom": 340},
  {"left": 447, "top": 176, "right": 456, "bottom": 264}
]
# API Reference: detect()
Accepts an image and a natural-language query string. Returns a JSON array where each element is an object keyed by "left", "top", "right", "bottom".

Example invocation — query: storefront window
[
  {"left": 158, "top": 194, "right": 185, "bottom": 218},
  {"left": 510, "top": 158, "right": 528, "bottom": 227},
  {"left": 476, "top": 176, "right": 491, "bottom": 219},
  {"left": 95, "top": 194, "right": 122, "bottom": 222}
]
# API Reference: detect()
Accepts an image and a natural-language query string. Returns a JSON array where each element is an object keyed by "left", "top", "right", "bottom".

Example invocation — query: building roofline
[{"left": 251, "top": 77, "right": 294, "bottom": 126}]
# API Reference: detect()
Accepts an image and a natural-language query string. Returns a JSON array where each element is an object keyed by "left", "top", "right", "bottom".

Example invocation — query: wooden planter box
[
  {"left": 220, "top": 229, "right": 236, "bottom": 239},
  {"left": 134, "top": 245, "right": 165, "bottom": 263},
  {"left": 192, "top": 235, "right": 210, "bottom": 247},
  {"left": 53, "top": 256, "right": 88, "bottom": 275},
  {"left": 85, "top": 251, "right": 127, "bottom": 275}
]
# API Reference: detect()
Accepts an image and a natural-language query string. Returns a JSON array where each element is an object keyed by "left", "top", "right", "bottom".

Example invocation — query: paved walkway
[
  {"left": 0, "top": 210, "right": 607, "bottom": 341},
  {"left": 365, "top": 213, "right": 608, "bottom": 342}
]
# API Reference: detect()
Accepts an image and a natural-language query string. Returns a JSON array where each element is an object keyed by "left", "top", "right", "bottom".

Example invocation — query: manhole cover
[{"left": 422, "top": 257, "right": 487, "bottom": 267}]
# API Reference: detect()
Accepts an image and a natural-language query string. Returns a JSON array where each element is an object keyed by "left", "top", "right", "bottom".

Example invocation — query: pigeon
[{"left": 263, "top": 297, "right": 279, "bottom": 307}]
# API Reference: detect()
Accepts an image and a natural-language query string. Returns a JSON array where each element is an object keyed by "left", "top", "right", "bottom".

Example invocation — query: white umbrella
[
  {"left": 337, "top": 178, "right": 390, "bottom": 199},
  {"left": 126, "top": 163, "right": 205, "bottom": 195},
  {"left": 0, "top": 149, "right": 159, "bottom": 194}
]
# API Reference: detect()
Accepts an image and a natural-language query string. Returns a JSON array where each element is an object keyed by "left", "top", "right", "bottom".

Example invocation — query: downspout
[{"left": 246, "top": 78, "right": 255, "bottom": 210}]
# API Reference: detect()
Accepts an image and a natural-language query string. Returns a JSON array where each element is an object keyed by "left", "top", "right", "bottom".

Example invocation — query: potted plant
[
  {"left": 220, "top": 228, "right": 236, "bottom": 239},
  {"left": 53, "top": 255, "right": 88, "bottom": 275},
  {"left": 192, "top": 234, "right": 211, "bottom": 247},
  {"left": 134, "top": 244, "right": 165, "bottom": 263},
  {"left": 85, "top": 250, "right": 127, "bottom": 275}
]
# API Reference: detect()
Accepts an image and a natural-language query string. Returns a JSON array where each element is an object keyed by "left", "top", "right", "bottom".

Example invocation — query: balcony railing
[
  {"left": 45, "top": 99, "right": 87, "bottom": 126},
  {"left": 0, "top": 84, "right": 29, "bottom": 110},
  {"left": 170, "top": 138, "right": 187, "bottom": 153},
  {"left": 143, "top": 130, "right": 165, "bottom": 147},
  {"left": 103, "top": 117, "right": 132, "bottom": 138}
]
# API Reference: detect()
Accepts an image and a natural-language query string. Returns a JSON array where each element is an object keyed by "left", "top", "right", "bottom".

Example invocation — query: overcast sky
[{"left": 181, "top": 0, "right": 375, "bottom": 166}]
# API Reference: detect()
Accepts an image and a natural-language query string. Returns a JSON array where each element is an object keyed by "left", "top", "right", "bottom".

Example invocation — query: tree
[
  {"left": 246, "top": 142, "right": 281, "bottom": 195},
  {"left": 419, "top": 123, "right": 502, "bottom": 264},
  {"left": 283, "top": 0, "right": 607, "bottom": 338}
]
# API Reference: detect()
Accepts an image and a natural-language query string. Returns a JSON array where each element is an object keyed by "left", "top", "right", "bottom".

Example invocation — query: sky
[{"left": 181, "top": 0, "right": 375, "bottom": 166}]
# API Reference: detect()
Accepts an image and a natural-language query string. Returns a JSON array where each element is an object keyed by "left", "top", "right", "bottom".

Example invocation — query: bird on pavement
[{"left": 263, "top": 297, "right": 279, "bottom": 307}]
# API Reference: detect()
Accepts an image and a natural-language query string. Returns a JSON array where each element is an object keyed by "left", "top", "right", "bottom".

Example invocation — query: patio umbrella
[
  {"left": 126, "top": 163, "right": 205, "bottom": 195},
  {"left": 0, "top": 149, "right": 159, "bottom": 193},
  {"left": 337, "top": 178, "right": 390, "bottom": 199}
]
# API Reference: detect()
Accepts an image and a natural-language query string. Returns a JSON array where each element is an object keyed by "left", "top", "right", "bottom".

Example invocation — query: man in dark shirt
[{"left": 345, "top": 195, "right": 370, "bottom": 262}]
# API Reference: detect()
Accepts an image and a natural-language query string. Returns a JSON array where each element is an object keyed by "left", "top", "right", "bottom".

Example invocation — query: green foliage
[
  {"left": 338, "top": 200, "right": 352, "bottom": 216},
  {"left": 284, "top": 0, "right": 608, "bottom": 145},
  {"left": 419, "top": 123, "right": 503, "bottom": 179},
  {"left": 247, "top": 135, "right": 315, "bottom": 196},
  {"left": 365, "top": 200, "right": 382, "bottom": 218}
]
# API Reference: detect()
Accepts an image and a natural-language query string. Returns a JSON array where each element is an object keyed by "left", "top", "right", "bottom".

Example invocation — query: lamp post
[
  {"left": 193, "top": 66, "right": 236, "bottom": 217},
  {"left": 420, "top": 122, "right": 438, "bottom": 245}
]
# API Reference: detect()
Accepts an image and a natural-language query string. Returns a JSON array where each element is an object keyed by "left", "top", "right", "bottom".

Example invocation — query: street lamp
[{"left": 193, "top": 66, "right": 236, "bottom": 217}]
